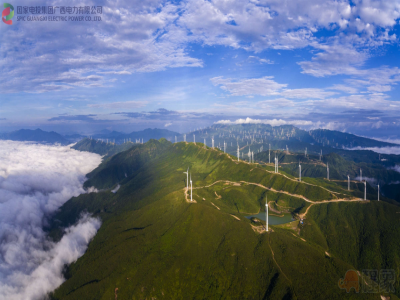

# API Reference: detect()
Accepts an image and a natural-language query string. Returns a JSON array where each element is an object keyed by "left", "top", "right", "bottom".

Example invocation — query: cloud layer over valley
[{"left": 0, "top": 141, "right": 102, "bottom": 299}]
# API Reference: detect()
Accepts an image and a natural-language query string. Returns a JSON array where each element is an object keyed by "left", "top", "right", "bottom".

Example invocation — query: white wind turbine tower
[
  {"left": 269, "top": 144, "right": 271, "bottom": 164},
  {"left": 237, "top": 145, "right": 239, "bottom": 161},
  {"left": 204, "top": 138, "right": 206, "bottom": 148},
  {"left": 184, "top": 134, "right": 186, "bottom": 142},
  {"left": 299, "top": 162, "right": 301, "bottom": 182},
  {"left": 305, "top": 147, "right": 307, "bottom": 157},
  {"left": 183, "top": 168, "right": 189, "bottom": 192},
  {"left": 193, "top": 134, "right": 195, "bottom": 144},
  {"left": 265, "top": 197, "right": 269, "bottom": 232},
  {"left": 364, "top": 181, "right": 366, "bottom": 200},
  {"left": 327, "top": 163, "right": 329, "bottom": 180},
  {"left": 274, "top": 155, "right": 277, "bottom": 173},
  {"left": 277, "top": 155, "right": 279, "bottom": 173},
  {"left": 378, "top": 184, "right": 380, "bottom": 201},
  {"left": 190, "top": 174, "right": 193, "bottom": 202},
  {"left": 224, "top": 141, "right": 226, "bottom": 153},
  {"left": 252, "top": 151, "right": 254, "bottom": 163},
  {"left": 360, "top": 168, "right": 362, "bottom": 182},
  {"left": 212, "top": 136, "right": 214, "bottom": 149},
  {"left": 347, "top": 175, "right": 350, "bottom": 191},
  {"left": 175, "top": 136, "right": 177, "bottom": 143}
]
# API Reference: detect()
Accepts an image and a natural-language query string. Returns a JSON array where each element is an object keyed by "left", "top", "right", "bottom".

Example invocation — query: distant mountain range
[
  {"left": 0, "top": 129, "right": 70, "bottom": 145},
  {"left": 0, "top": 128, "right": 180, "bottom": 145},
  {"left": 0, "top": 126, "right": 398, "bottom": 151},
  {"left": 92, "top": 128, "right": 180, "bottom": 143}
]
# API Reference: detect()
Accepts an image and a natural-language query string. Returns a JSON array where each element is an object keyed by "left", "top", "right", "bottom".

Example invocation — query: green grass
[{"left": 48, "top": 140, "right": 400, "bottom": 299}]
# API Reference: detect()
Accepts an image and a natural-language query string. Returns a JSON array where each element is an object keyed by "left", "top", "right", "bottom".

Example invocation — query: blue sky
[{"left": 1, "top": 0, "right": 400, "bottom": 139}]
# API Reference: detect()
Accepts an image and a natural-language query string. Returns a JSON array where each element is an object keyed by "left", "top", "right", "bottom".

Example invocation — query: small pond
[{"left": 245, "top": 212, "right": 295, "bottom": 225}]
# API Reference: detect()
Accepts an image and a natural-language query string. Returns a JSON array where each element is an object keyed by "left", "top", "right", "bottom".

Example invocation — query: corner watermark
[
  {"left": 2, "top": 3, "right": 103, "bottom": 23},
  {"left": 338, "top": 269, "right": 396, "bottom": 293},
  {"left": 2, "top": 3, "right": 14, "bottom": 25}
]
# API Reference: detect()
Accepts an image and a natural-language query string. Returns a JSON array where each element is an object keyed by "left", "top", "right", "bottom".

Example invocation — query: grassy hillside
[
  {"left": 256, "top": 151, "right": 400, "bottom": 182},
  {"left": 302, "top": 201, "right": 400, "bottom": 292},
  {"left": 48, "top": 141, "right": 400, "bottom": 299},
  {"left": 72, "top": 138, "right": 135, "bottom": 157}
]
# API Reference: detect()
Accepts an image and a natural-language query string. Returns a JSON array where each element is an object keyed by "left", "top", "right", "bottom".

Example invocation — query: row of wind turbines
[{"left": 181, "top": 137, "right": 380, "bottom": 233}]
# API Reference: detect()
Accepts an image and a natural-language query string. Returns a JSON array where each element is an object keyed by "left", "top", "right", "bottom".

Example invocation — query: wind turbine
[
  {"left": 299, "top": 162, "right": 301, "bottom": 182},
  {"left": 364, "top": 181, "right": 366, "bottom": 201},
  {"left": 175, "top": 136, "right": 177, "bottom": 143},
  {"left": 204, "top": 138, "right": 206, "bottom": 148},
  {"left": 184, "top": 134, "right": 186, "bottom": 142},
  {"left": 183, "top": 168, "right": 189, "bottom": 192},
  {"left": 265, "top": 196, "right": 269, "bottom": 232},
  {"left": 190, "top": 174, "right": 193, "bottom": 202},
  {"left": 194, "top": 134, "right": 195, "bottom": 144},
  {"left": 237, "top": 144, "right": 239, "bottom": 161},
  {"left": 360, "top": 168, "right": 362, "bottom": 182},
  {"left": 347, "top": 175, "right": 350, "bottom": 191},
  {"left": 269, "top": 144, "right": 271, "bottom": 164},
  {"left": 378, "top": 184, "right": 380, "bottom": 201},
  {"left": 327, "top": 163, "right": 329, "bottom": 180},
  {"left": 277, "top": 155, "right": 279, "bottom": 173},
  {"left": 212, "top": 136, "right": 214, "bottom": 149},
  {"left": 305, "top": 147, "right": 307, "bottom": 157}
]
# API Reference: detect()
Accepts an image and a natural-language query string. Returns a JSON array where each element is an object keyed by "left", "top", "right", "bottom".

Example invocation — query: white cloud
[
  {"left": 88, "top": 101, "right": 149, "bottom": 109},
  {"left": 215, "top": 117, "right": 313, "bottom": 126},
  {"left": 392, "top": 165, "right": 400, "bottom": 174},
  {"left": 211, "top": 76, "right": 335, "bottom": 99},
  {"left": 248, "top": 56, "right": 274, "bottom": 64},
  {"left": 280, "top": 88, "right": 336, "bottom": 99},
  {"left": 0, "top": 1, "right": 203, "bottom": 93},
  {"left": 328, "top": 84, "right": 358, "bottom": 94},
  {"left": 164, "top": 122, "right": 172, "bottom": 127},
  {"left": 347, "top": 146, "right": 400, "bottom": 155},
  {"left": 0, "top": 141, "right": 102, "bottom": 299},
  {"left": 1, "top": 0, "right": 400, "bottom": 96},
  {"left": 210, "top": 76, "right": 287, "bottom": 96},
  {"left": 354, "top": 176, "right": 377, "bottom": 185}
]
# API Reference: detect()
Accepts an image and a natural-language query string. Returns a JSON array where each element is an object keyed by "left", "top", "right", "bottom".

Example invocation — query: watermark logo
[
  {"left": 338, "top": 269, "right": 359, "bottom": 293},
  {"left": 2, "top": 3, "right": 14, "bottom": 25},
  {"left": 339, "top": 269, "right": 396, "bottom": 294}
]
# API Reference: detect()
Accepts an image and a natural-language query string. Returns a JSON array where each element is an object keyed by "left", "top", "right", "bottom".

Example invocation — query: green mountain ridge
[{"left": 48, "top": 139, "right": 400, "bottom": 299}]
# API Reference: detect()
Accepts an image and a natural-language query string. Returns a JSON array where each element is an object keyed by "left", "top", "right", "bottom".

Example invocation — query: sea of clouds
[
  {"left": 347, "top": 146, "right": 400, "bottom": 155},
  {"left": 0, "top": 140, "right": 102, "bottom": 300},
  {"left": 347, "top": 146, "right": 400, "bottom": 175}
]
